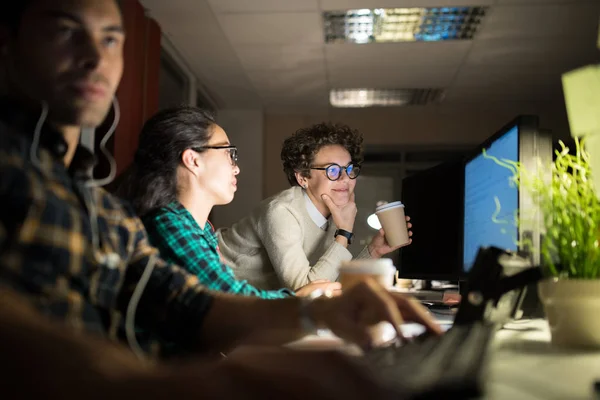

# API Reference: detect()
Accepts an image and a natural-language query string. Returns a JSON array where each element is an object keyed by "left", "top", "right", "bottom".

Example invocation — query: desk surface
[
  {"left": 288, "top": 319, "right": 600, "bottom": 399},
  {"left": 489, "top": 319, "right": 600, "bottom": 400}
]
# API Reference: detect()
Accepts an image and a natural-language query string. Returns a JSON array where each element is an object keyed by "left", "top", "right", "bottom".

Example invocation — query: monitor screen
[{"left": 463, "top": 125, "right": 519, "bottom": 272}]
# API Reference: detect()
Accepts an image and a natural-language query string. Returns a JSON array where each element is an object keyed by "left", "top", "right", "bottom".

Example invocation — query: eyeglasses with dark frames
[
  {"left": 310, "top": 163, "right": 360, "bottom": 181},
  {"left": 192, "top": 145, "right": 238, "bottom": 166}
]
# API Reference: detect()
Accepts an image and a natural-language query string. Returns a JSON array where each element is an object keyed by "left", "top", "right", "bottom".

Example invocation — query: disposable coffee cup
[
  {"left": 338, "top": 259, "right": 397, "bottom": 346},
  {"left": 338, "top": 259, "right": 396, "bottom": 290},
  {"left": 375, "top": 201, "right": 410, "bottom": 248}
]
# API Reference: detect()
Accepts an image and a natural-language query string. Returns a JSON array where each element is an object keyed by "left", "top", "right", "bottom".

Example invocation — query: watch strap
[{"left": 334, "top": 229, "right": 354, "bottom": 244}]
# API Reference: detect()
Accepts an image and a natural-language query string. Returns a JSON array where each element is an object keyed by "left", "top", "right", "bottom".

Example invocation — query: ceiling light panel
[
  {"left": 324, "top": 7, "right": 488, "bottom": 44},
  {"left": 329, "top": 88, "right": 445, "bottom": 108}
]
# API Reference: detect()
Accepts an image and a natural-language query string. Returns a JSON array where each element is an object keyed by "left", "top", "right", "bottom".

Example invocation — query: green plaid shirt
[{"left": 143, "top": 202, "right": 293, "bottom": 299}]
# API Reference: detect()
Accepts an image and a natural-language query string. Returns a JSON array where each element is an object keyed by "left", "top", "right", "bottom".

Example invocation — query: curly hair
[{"left": 281, "top": 122, "right": 364, "bottom": 186}]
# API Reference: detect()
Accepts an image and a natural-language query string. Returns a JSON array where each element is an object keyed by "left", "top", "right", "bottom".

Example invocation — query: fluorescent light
[
  {"left": 324, "top": 7, "right": 488, "bottom": 44},
  {"left": 330, "top": 89, "right": 409, "bottom": 107},
  {"left": 330, "top": 88, "right": 445, "bottom": 108}
]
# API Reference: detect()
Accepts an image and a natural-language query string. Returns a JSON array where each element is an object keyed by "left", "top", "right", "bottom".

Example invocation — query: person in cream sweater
[{"left": 217, "top": 123, "right": 412, "bottom": 291}]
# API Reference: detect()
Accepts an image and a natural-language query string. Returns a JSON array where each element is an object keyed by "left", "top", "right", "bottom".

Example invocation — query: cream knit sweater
[{"left": 217, "top": 186, "right": 370, "bottom": 291}]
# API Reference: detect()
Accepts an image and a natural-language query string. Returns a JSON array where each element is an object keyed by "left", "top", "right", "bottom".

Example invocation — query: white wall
[
  {"left": 209, "top": 102, "right": 569, "bottom": 228},
  {"left": 263, "top": 102, "right": 570, "bottom": 197},
  {"left": 211, "top": 109, "right": 264, "bottom": 228}
]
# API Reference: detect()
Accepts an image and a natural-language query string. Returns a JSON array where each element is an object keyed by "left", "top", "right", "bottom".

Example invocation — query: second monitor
[
  {"left": 398, "top": 115, "right": 551, "bottom": 281},
  {"left": 463, "top": 115, "right": 552, "bottom": 272}
]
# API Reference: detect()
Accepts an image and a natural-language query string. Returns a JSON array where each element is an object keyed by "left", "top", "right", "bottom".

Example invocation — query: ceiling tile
[
  {"left": 464, "top": 37, "right": 600, "bottom": 72},
  {"left": 444, "top": 85, "right": 563, "bottom": 103},
  {"left": 328, "top": 65, "right": 459, "bottom": 88},
  {"left": 448, "top": 61, "right": 566, "bottom": 102},
  {"left": 234, "top": 44, "right": 325, "bottom": 71},
  {"left": 142, "top": 0, "right": 600, "bottom": 109},
  {"left": 141, "top": 0, "right": 260, "bottom": 108},
  {"left": 249, "top": 69, "right": 328, "bottom": 106},
  {"left": 190, "top": 63, "right": 252, "bottom": 87},
  {"left": 261, "top": 94, "right": 330, "bottom": 107},
  {"left": 478, "top": 3, "right": 600, "bottom": 39},
  {"left": 495, "top": 0, "right": 596, "bottom": 4},
  {"left": 326, "top": 42, "right": 472, "bottom": 69},
  {"left": 207, "top": 0, "right": 319, "bottom": 13},
  {"left": 207, "top": 83, "right": 265, "bottom": 108},
  {"left": 453, "top": 64, "right": 565, "bottom": 86},
  {"left": 142, "top": 0, "right": 221, "bottom": 28},
  {"left": 192, "top": 64, "right": 259, "bottom": 106},
  {"left": 165, "top": 30, "right": 241, "bottom": 67},
  {"left": 247, "top": 66, "right": 327, "bottom": 93},
  {"left": 217, "top": 12, "right": 324, "bottom": 44}
]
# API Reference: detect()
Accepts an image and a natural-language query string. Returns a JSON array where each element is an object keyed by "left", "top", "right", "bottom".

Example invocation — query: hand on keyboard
[
  {"left": 320, "top": 279, "right": 445, "bottom": 350},
  {"left": 363, "top": 322, "right": 495, "bottom": 399}
]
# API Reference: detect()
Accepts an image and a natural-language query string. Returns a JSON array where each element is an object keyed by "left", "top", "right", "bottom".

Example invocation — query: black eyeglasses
[
  {"left": 310, "top": 163, "right": 360, "bottom": 181},
  {"left": 193, "top": 145, "right": 238, "bottom": 166}
]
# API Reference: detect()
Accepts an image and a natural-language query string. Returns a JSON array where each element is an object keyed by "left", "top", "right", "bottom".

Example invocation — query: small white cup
[{"left": 338, "top": 259, "right": 397, "bottom": 345}]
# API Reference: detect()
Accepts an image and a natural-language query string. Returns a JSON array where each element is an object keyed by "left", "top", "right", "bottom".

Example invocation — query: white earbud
[{"left": 99, "top": 252, "right": 121, "bottom": 269}]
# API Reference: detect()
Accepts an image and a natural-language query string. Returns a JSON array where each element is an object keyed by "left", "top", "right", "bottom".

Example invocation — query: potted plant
[{"left": 484, "top": 138, "right": 600, "bottom": 348}]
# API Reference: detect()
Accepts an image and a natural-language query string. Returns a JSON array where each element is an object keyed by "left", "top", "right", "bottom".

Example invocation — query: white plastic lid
[
  {"left": 375, "top": 201, "right": 404, "bottom": 213},
  {"left": 338, "top": 259, "right": 396, "bottom": 275}
]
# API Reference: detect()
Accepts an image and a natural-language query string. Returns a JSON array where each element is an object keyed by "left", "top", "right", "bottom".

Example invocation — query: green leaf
[{"left": 483, "top": 138, "right": 600, "bottom": 279}]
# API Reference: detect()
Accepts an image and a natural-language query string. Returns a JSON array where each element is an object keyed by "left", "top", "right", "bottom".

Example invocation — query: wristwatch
[{"left": 334, "top": 229, "right": 354, "bottom": 245}]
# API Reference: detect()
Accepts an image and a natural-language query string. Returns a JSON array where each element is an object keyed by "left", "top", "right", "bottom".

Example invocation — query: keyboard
[
  {"left": 363, "top": 322, "right": 495, "bottom": 399},
  {"left": 391, "top": 288, "right": 460, "bottom": 305},
  {"left": 407, "top": 289, "right": 444, "bottom": 302}
]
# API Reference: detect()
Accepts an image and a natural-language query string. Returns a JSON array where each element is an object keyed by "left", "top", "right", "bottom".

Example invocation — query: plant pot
[{"left": 538, "top": 278, "right": 600, "bottom": 349}]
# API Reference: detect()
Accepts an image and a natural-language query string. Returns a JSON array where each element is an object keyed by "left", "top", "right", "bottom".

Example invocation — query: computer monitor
[
  {"left": 462, "top": 115, "right": 552, "bottom": 273},
  {"left": 398, "top": 157, "right": 464, "bottom": 280}
]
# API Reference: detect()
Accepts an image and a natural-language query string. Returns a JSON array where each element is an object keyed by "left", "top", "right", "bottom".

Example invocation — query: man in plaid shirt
[{"left": 0, "top": 0, "right": 441, "bottom": 397}]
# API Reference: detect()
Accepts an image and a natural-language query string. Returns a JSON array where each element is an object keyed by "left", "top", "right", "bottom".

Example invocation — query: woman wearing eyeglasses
[
  {"left": 118, "top": 106, "right": 338, "bottom": 299},
  {"left": 217, "top": 122, "right": 412, "bottom": 291}
]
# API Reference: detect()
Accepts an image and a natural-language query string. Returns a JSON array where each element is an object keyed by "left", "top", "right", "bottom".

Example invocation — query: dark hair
[
  {"left": 117, "top": 105, "right": 216, "bottom": 216},
  {"left": 0, "top": 1, "right": 33, "bottom": 31},
  {"left": 1, "top": 0, "right": 121, "bottom": 31},
  {"left": 281, "top": 122, "right": 364, "bottom": 186}
]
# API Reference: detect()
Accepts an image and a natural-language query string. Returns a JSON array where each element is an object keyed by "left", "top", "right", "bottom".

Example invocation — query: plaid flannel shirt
[
  {"left": 143, "top": 202, "right": 293, "bottom": 299},
  {"left": 0, "top": 99, "right": 213, "bottom": 356}
]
